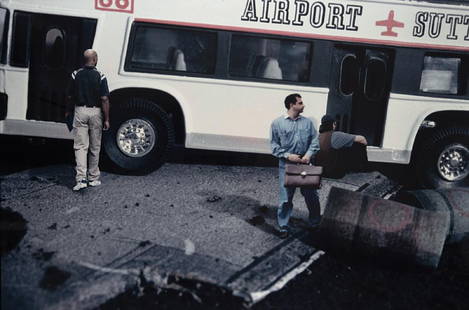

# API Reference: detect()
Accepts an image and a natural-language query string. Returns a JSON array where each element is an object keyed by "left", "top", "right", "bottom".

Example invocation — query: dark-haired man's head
[
  {"left": 284, "top": 93, "right": 304, "bottom": 115},
  {"left": 319, "top": 114, "right": 336, "bottom": 133},
  {"left": 284, "top": 93, "right": 301, "bottom": 110}
]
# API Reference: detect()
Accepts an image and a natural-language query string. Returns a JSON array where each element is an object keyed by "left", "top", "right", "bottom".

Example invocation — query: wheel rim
[
  {"left": 116, "top": 119, "right": 156, "bottom": 157},
  {"left": 436, "top": 143, "right": 469, "bottom": 182}
]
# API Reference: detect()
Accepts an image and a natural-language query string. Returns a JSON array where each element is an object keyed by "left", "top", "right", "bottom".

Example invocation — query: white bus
[{"left": 0, "top": 0, "right": 468, "bottom": 188}]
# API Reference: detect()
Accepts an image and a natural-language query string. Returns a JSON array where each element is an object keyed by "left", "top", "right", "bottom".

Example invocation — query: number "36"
[{"left": 98, "top": 0, "right": 130, "bottom": 10}]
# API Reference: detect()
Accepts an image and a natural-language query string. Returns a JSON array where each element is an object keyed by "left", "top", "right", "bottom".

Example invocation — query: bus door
[
  {"left": 326, "top": 46, "right": 394, "bottom": 147},
  {"left": 23, "top": 13, "right": 97, "bottom": 122}
]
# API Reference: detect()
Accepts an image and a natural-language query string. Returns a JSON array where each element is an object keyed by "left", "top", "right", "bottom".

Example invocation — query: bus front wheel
[
  {"left": 102, "top": 98, "right": 175, "bottom": 174},
  {"left": 418, "top": 127, "right": 469, "bottom": 189}
]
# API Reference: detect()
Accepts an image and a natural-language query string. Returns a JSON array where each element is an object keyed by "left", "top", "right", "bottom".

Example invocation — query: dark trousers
[{"left": 341, "top": 143, "right": 369, "bottom": 172}]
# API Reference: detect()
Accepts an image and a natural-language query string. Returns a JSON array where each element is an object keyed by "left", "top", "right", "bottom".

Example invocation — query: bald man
[{"left": 66, "top": 49, "right": 110, "bottom": 191}]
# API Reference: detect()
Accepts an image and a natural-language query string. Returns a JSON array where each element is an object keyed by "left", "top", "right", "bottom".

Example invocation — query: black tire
[
  {"left": 416, "top": 127, "right": 469, "bottom": 189},
  {"left": 102, "top": 98, "right": 175, "bottom": 174}
]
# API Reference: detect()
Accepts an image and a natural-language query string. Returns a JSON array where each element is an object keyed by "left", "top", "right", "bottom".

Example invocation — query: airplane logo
[{"left": 375, "top": 10, "right": 405, "bottom": 37}]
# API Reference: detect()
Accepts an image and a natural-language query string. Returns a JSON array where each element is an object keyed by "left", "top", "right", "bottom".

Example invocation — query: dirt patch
[
  {"left": 30, "top": 176, "right": 50, "bottom": 183},
  {"left": 207, "top": 195, "right": 223, "bottom": 203},
  {"left": 139, "top": 240, "right": 152, "bottom": 247},
  {"left": 32, "top": 249, "right": 56, "bottom": 262},
  {"left": 0, "top": 207, "right": 28, "bottom": 255},
  {"left": 247, "top": 215, "right": 265, "bottom": 226},
  {"left": 39, "top": 266, "right": 71, "bottom": 291}
]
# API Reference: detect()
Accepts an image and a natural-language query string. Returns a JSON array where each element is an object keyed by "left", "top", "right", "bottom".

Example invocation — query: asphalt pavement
[{"left": 0, "top": 137, "right": 400, "bottom": 309}]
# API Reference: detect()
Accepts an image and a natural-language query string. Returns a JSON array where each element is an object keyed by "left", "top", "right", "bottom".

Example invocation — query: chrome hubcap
[
  {"left": 437, "top": 143, "right": 469, "bottom": 182},
  {"left": 116, "top": 119, "right": 156, "bottom": 157}
]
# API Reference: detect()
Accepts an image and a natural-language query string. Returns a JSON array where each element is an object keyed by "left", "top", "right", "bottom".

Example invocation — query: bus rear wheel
[
  {"left": 103, "top": 98, "right": 175, "bottom": 174},
  {"left": 417, "top": 127, "right": 469, "bottom": 189}
]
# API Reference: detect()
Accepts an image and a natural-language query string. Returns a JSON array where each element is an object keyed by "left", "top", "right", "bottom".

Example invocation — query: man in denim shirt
[{"left": 270, "top": 93, "right": 321, "bottom": 238}]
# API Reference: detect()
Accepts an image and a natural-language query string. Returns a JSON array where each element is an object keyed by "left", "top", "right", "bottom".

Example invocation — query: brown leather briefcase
[{"left": 284, "top": 163, "right": 323, "bottom": 188}]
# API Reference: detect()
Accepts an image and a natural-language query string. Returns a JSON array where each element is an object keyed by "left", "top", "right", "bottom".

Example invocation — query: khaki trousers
[{"left": 73, "top": 106, "right": 103, "bottom": 182}]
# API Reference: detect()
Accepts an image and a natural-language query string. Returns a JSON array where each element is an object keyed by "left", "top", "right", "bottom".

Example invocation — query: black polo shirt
[{"left": 68, "top": 66, "right": 109, "bottom": 108}]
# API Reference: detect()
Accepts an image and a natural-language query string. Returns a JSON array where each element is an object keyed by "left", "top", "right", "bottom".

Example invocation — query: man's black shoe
[
  {"left": 279, "top": 230, "right": 289, "bottom": 239},
  {"left": 278, "top": 226, "right": 289, "bottom": 239}
]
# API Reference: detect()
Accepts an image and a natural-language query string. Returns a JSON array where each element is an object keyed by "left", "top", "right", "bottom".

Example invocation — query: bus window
[
  {"left": 420, "top": 56, "right": 460, "bottom": 95},
  {"left": 44, "top": 28, "right": 65, "bottom": 69},
  {"left": 126, "top": 24, "right": 217, "bottom": 75},
  {"left": 339, "top": 54, "right": 358, "bottom": 96},
  {"left": 0, "top": 8, "right": 8, "bottom": 64},
  {"left": 229, "top": 35, "right": 311, "bottom": 82},
  {"left": 11, "top": 12, "right": 31, "bottom": 67},
  {"left": 364, "top": 57, "right": 386, "bottom": 101}
]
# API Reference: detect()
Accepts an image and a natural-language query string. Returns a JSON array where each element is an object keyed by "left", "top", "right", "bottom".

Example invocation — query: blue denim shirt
[{"left": 270, "top": 115, "right": 320, "bottom": 165}]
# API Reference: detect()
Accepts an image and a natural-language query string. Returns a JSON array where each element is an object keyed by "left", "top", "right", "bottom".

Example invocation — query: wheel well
[
  {"left": 425, "top": 111, "right": 469, "bottom": 128},
  {"left": 110, "top": 88, "right": 185, "bottom": 145},
  {"left": 411, "top": 110, "right": 469, "bottom": 161}
]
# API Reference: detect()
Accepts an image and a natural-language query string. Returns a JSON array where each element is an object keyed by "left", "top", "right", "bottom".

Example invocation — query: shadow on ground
[{"left": 0, "top": 136, "right": 413, "bottom": 188}]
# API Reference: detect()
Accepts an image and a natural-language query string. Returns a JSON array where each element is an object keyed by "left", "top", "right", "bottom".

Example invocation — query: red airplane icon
[{"left": 375, "top": 10, "right": 404, "bottom": 37}]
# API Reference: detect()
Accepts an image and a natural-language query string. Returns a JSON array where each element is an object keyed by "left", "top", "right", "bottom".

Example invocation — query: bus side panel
[
  {"left": 181, "top": 82, "right": 329, "bottom": 153},
  {"left": 3, "top": 70, "right": 28, "bottom": 119},
  {"left": 382, "top": 94, "right": 469, "bottom": 159},
  {"left": 112, "top": 75, "right": 329, "bottom": 154}
]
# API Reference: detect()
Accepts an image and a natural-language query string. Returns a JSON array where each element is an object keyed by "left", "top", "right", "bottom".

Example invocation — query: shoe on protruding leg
[{"left": 306, "top": 217, "right": 322, "bottom": 231}]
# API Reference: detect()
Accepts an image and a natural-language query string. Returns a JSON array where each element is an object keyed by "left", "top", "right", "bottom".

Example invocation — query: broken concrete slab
[
  {"left": 317, "top": 187, "right": 450, "bottom": 268},
  {"left": 393, "top": 188, "right": 469, "bottom": 244}
]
